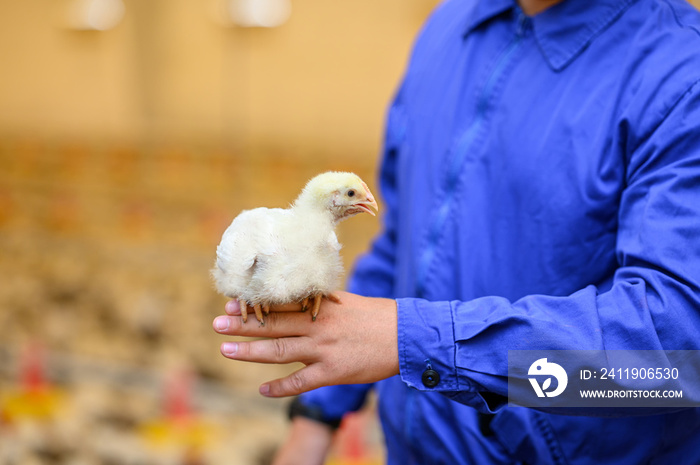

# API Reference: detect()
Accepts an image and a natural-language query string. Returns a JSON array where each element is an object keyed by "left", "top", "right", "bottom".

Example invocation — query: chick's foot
[
  {"left": 290, "top": 294, "right": 340, "bottom": 321},
  {"left": 238, "top": 298, "right": 249, "bottom": 323},
  {"left": 253, "top": 303, "right": 264, "bottom": 325},
  {"left": 312, "top": 294, "right": 322, "bottom": 321}
]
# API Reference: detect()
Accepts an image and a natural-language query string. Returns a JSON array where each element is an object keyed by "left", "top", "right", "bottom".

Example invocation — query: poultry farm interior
[
  {"left": 0, "top": 143, "right": 383, "bottom": 464},
  {"left": 0, "top": 1, "right": 444, "bottom": 462}
]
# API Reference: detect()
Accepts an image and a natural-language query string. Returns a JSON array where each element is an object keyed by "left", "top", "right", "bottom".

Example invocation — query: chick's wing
[{"left": 215, "top": 207, "right": 287, "bottom": 274}]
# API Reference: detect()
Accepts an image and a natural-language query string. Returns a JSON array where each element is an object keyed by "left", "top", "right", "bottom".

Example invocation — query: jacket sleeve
[
  {"left": 397, "top": 82, "right": 700, "bottom": 415},
  {"left": 296, "top": 88, "right": 406, "bottom": 419},
  {"left": 345, "top": 91, "right": 404, "bottom": 299}
]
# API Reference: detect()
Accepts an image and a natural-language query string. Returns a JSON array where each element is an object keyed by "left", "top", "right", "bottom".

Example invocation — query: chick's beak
[{"left": 355, "top": 181, "right": 379, "bottom": 216}]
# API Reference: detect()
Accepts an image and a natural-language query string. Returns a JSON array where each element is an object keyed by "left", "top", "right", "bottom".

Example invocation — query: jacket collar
[
  {"left": 463, "top": 0, "right": 513, "bottom": 34},
  {"left": 464, "top": 0, "right": 637, "bottom": 71}
]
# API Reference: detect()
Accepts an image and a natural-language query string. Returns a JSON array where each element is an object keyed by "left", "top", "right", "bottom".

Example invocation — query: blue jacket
[{"left": 300, "top": 0, "right": 700, "bottom": 463}]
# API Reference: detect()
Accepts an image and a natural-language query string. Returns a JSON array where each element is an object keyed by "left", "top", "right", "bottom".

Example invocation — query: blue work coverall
[{"left": 298, "top": 0, "right": 700, "bottom": 463}]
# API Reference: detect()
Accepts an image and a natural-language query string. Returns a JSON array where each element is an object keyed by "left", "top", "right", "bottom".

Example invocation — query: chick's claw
[
  {"left": 311, "top": 293, "right": 332, "bottom": 321},
  {"left": 301, "top": 293, "right": 341, "bottom": 321},
  {"left": 253, "top": 303, "right": 264, "bottom": 325},
  {"left": 238, "top": 298, "right": 249, "bottom": 323}
]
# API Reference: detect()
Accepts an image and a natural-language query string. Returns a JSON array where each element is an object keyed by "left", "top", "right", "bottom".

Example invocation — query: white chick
[{"left": 212, "top": 171, "right": 378, "bottom": 324}]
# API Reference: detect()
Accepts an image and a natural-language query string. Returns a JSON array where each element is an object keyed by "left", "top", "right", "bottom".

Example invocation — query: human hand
[{"left": 212, "top": 291, "right": 399, "bottom": 397}]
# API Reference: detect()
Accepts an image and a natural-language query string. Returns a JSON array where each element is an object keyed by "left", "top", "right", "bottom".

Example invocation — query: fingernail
[
  {"left": 259, "top": 384, "right": 270, "bottom": 396},
  {"left": 222, "top": 342, "right": 238, "bottom": 356},
  {"left": 214, "top": 316, "right": 229, "bottom": 331}
]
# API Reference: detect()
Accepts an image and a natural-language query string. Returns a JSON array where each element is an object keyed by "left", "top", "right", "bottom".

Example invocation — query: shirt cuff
[
  {"left": 397, "top": 297, "right": 462, "bottom": 391},
  {"left": 397, "top": 298, "right": 508, "bottom": 413},
  {"left": 297, "top": 383, "right": 374, "bottom": 424}
]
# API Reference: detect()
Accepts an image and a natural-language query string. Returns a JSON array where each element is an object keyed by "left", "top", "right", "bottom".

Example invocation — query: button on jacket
[{"left": 299, "top": 0, "right": 700, "bottom": 463}]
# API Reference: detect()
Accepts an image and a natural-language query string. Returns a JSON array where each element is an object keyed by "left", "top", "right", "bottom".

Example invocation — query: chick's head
[{"left": 295, "top": 171, "right": 379, "bottom": 222}]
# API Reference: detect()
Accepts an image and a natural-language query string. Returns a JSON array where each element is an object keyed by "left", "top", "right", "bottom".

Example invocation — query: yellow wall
[{"left": 0, "top": 0, "right": 436, "bottom": 160}]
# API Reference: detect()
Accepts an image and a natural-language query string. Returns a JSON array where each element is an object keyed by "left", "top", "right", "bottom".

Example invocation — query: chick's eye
[{"left": 347, "top": 190, "right": 355, "bottom": 197}]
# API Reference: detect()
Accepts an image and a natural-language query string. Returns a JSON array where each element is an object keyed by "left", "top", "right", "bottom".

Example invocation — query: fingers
[
  {"left": 225, "top": 300, "right": 240, "bottom": 315},
  {"left": 215, "top": 292, "right": 351, "bottom": 398},
  {"left": 220, "top": 336, "right": 316, "bottom": 365},
  {"left": 213, "top": 311, "right": 309, "bottom": 338},
  {"left": 259, "top": 365, "right": 326, "bottom": 397},
  {"left": 270, "top": 302, "right": 306, "bottom": 312}
]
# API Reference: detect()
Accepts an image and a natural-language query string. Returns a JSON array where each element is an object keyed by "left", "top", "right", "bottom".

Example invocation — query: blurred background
[{"left": 0, "top": 0, "right": 438, "bottom": 463}]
